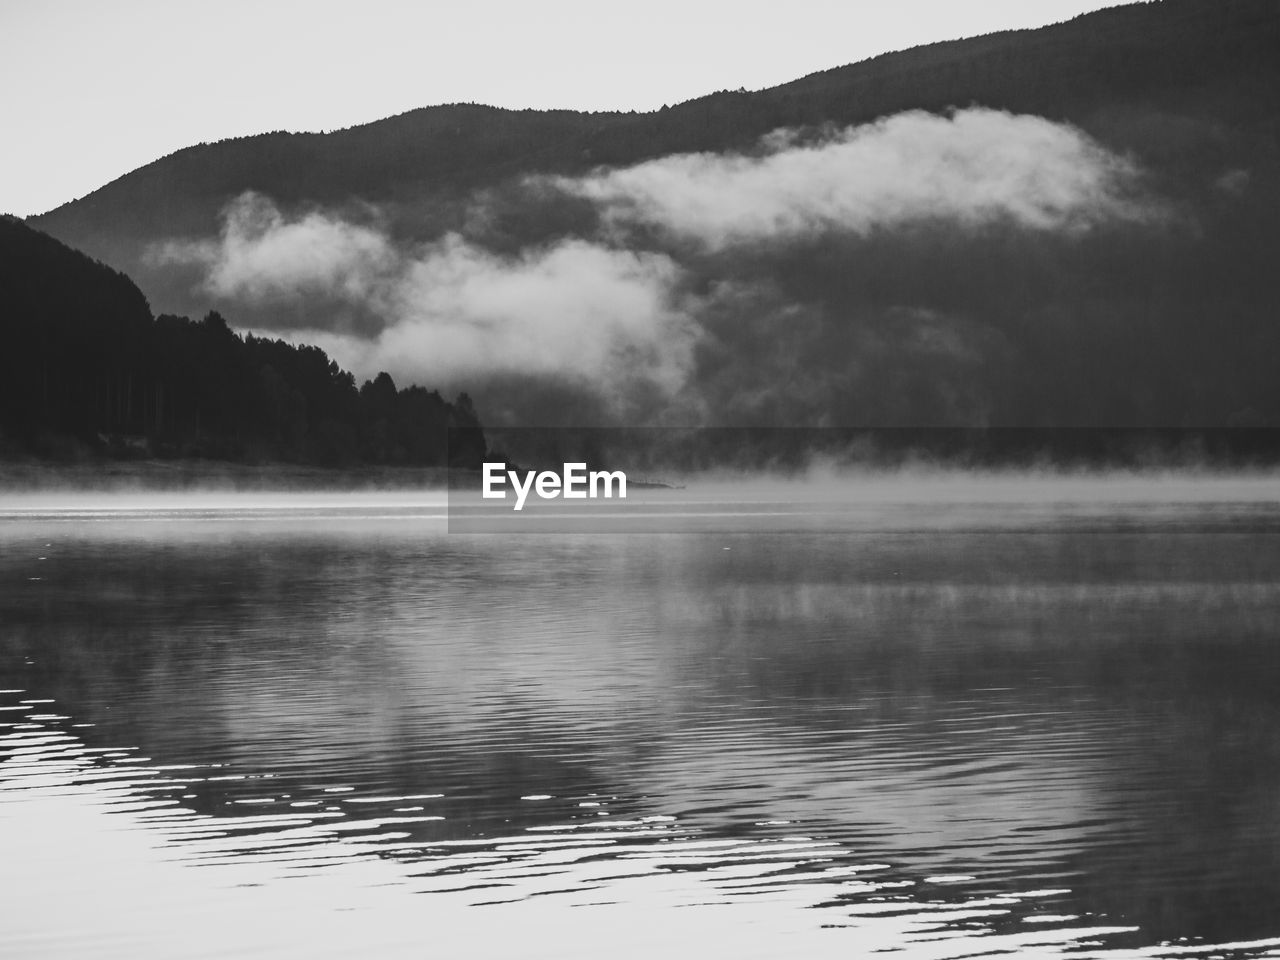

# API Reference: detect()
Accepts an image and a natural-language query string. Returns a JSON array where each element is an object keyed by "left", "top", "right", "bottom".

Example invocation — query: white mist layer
[
  {"left": 550, "top": 108, "right": 1154, "bottom": 249},
  {"left": 154, "top": 198, "right": 699, "bottom": 403},
  {"left": 157, "top": 193, "right": 399, "bottom": 302},
  {"left": 150, "top": 108, "right": 1159, "bottom": 406}
]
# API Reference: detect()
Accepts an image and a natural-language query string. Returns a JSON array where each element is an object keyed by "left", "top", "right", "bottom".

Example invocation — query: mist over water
[{"left": 3, "top": 476, "right": 1280, "bottom": 957}]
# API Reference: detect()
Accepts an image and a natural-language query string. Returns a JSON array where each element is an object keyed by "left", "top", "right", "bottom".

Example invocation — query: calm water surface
[{"left": 3, "top": 479, "right": 1280, "bottom": 958}]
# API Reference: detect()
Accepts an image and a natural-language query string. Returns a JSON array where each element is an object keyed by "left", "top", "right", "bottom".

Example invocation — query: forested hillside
[
  {"left": 24, "top": 0, "right": 1280, "bottom": 428},
  {"left": 0, "top": 216, "right": 485, "bottom": 464}
]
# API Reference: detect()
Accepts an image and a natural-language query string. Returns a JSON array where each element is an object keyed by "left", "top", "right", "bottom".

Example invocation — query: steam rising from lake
[{"left": 3, "top": 472, "right": 1276, "bottom": 535}]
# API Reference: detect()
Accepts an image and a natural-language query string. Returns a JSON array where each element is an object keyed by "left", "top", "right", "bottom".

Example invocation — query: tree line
[{"left": 0, "top": 215, "right": 485, "bottom": 466}]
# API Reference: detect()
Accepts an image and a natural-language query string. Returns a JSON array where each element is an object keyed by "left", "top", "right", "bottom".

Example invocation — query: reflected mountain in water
[{"left": 3, "top": 484, "right": 1280, "bottom": 957}]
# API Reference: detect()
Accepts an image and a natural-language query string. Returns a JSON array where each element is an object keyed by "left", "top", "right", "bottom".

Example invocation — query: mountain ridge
[
  {"left": 19, "top": 0, "right": 1280, "bottom": 429},
  {"left": 34, "top": 0, "right": 1280, "bottom": 239}
]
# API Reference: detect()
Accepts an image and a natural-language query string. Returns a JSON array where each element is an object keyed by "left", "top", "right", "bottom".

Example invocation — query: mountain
[
  {"left": 0, "top": 216, "right": 485, "bottom": 465},
  {"left": 0, "top": 215, "right": 153, "bottom": 454},
  {"left": 26, "top": 0, "right": 1280, "bottom": 428}
]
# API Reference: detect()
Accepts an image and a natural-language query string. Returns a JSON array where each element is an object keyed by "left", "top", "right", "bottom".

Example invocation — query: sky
[{"left": 1, "top": 0, "right": 1126, "bottom": 218}]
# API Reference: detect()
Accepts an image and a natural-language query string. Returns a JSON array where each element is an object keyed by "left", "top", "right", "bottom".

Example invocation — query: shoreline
[
  {"left": 0, "top": 458, "right": 464, "bottom": 493},
  {"left": 4, "top": 455, "right": 1280, "bottom": 496}
]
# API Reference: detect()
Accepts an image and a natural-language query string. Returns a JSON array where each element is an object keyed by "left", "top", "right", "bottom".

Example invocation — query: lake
[{"left": 3, "top": 476, "right": 1280, "bottom": 958}]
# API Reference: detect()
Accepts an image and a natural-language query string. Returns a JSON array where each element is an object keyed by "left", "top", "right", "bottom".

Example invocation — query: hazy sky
[{"left": 2, "top": 0, "right": 1124, "bottom": 217}]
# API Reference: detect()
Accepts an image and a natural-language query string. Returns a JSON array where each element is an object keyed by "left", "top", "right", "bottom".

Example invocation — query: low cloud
[
  {"left": 149, "top": 108, "right": 1165, "bottom": 425},
  {"left": 155, "top": 193, "right": 398, "bottom": 305},
  {"left": 154, "top": 195, "right": 700, "bottom": 411},
  {"left": 331, "top": 235, "right": 697, "bottom": 401},
  {"left": 548, "top": 108, "right": 1155, "bottom": 249}
]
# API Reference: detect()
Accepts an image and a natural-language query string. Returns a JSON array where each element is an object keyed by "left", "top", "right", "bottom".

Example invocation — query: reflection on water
[{"left": 3, "top": 482, "right": 1280, "bottom": 958}]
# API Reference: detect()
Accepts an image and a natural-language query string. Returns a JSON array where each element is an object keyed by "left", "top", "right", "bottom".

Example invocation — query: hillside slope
[
  {"left": 0, "top": 217, "right": 485, "bottom": 463},
  {"left": 24, "top": 0, "right": 1280, "bottom": 428},
  {"left": 33, "top": 1, "right": 1279, "bottom": 250}
]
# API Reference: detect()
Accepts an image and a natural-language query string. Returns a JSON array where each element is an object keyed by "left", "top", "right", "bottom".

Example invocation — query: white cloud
[
  {"left": 148, "top": 108, "right": 1161, "bottom": 418},
  {"left": 155, "top": 195, "right": 700, "bottom": 404},
  {"left": 153, "top": 192, "right": 399, "bottom": 304},
  {"left": 356, "top": 235, "right": 697, "bottom": 397},
  {"left": 549, "top": 108, "right": 1154, "bottom": 249}
]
